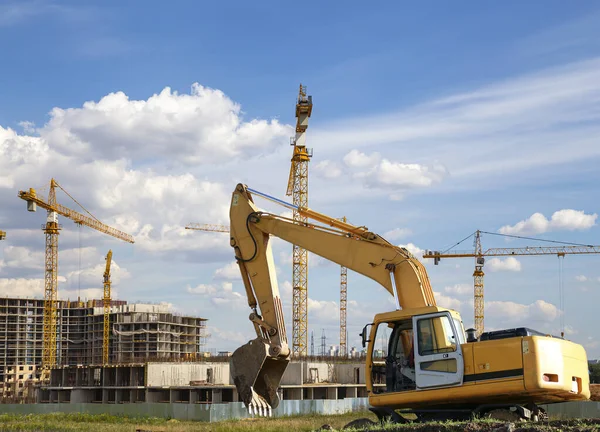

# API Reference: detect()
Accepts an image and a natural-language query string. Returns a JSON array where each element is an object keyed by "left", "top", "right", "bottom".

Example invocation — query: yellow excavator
[{"left": 228, "top": 184, "right": 589, "bottom": 422}]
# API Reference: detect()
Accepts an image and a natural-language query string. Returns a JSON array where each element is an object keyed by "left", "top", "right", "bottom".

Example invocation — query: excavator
[{"left": 228, "top": 183, "right": 590, "bottom": 423}]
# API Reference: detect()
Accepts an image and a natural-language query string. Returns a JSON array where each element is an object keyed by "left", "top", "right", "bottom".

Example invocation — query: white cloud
[
  {"left": 64, "top": 259, "right": 130, "bottom": 291},
  {"left": 314, "top": 160, "right": 342, "bottom": 179},
  {"left": 575, "top": 275, "right": 588, "bottom": 282},
  {"left": 486, "top": 299, "right": 560, "bottom": 323},
  {"left": 18, "top": 121, "right": 35, "bottom": 134},
  {"left": 187, "top": 281, "right": 246, "bottom": 310},
  {"left": 0, "top": 246, "right": 44, "bottom": 271},
  {"left": 487, "top": 257, "right": 522, "bottom": 272},
  {"left": 444, "top": 283, "right": 471, "bottom": 296},
  {"left": 383, "top": 228, "right": 412, "bottom": 241},
  {"left": 343, "top": 150, "right": 381, "bottom": 168},
  {"left": 499, "top": 209, "right": 597, "bottom": 236},
  {"left": 40, "top": 84, "right": 291, "bottom": 165},
  {"left": 0, "top": 276, "right": 104, "bottom": 301},
  {"left": 312, "top": 58, "right": 600, "bottom": 184},
  {"left": 433, "top": 291, "right": 462, "bottom": 310},
  {"left": 343, "top": 150, "right": 447, "bottom": 191},
  {"left": 398, "top": 243, "right": 425, "bottom": 260},
  {"left": 213, "top": 262, "right": 241, "bottom": 281}
]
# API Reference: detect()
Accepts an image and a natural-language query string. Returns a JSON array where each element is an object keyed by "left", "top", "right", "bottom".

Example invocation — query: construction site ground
[{"left": 1, "top": 412, "right": 600, "bottom": 432}]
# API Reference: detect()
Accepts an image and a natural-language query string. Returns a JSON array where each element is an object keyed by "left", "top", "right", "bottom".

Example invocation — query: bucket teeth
[{"left": 247, "top": 386, "right": 272, "bottom": 417}]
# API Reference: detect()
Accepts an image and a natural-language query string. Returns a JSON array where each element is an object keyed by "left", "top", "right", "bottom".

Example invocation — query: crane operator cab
[{"left": 365, "top": 308, "right": 467, "bottom": 394}]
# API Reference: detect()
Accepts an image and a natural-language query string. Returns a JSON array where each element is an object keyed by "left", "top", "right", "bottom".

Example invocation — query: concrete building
[
  {"left": 0, "top": 297, "right": 208, "bottom": 401},
  {"left": 40, "top": 359, "right": 377, "bottom": 404}
]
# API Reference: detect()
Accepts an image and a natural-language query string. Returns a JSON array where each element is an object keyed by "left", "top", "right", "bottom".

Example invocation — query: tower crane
[
  {"left": 423, "top": 230, "right": 600, "bottom": 336},
  {"left": 185, "top": 224, "right": 228, "bottom": 233},
  {"left": 18, "top": 179, "right": 134, "bottom": 369},
  {"left": 103, "top": 250, "right": 113, "bottom": 365},
  {"left": 286, "top": 84, "right": 313, "bottom": 356}
]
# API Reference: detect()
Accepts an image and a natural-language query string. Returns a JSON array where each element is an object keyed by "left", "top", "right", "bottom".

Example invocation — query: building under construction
[{"left": 0, "top": 297, "right": 207, "bottom": 401}]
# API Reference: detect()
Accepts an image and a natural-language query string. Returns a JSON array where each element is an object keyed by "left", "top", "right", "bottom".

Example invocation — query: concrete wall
[
  {"left": 303, "top": 362, "right": 331, "bottom": 383},
  {"left": 335, "top": 364, "right": 365, "bottom": 384},
  {"left": 280, "top": 363, "right": 303, "bottom": 385},
  {"left": 0, "top": 398, "right": 371, "bottom": 422},
  {"left": 146, "top": 363, "right": 230, "bottom": 386}
]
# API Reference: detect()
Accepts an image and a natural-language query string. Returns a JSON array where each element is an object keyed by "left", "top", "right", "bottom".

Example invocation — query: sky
[{"left": 1, "top": 1, "right": 600, "bottom": 357}]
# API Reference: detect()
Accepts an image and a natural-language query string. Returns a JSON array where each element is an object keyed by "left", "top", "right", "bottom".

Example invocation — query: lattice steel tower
[
  {"left": 473, "top": 230, "right": 485, "bottom": 336},
  {"left": 43, "top": 183, "right": 60, "bottom": 369},
  {"left": 286, "top": 84, "right": 313, "bottom": 356},
  {"left": 339, "top": 217, "right": 348, "bottom": 357}
]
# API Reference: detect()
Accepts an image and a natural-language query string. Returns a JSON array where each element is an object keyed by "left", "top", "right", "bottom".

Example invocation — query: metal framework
[
  {"left": 18, "top": 179, "right": 134, "bottom": 370},
  {"left": 338, "top": 217, "right": 348, "bottom": 358},
  {"left": 339, "top": 263, "right": 348, "bottom": 357},
  {"left": 103, "top": 250, "right": 113, "bottom": 365},
  {"left": 286, "top": 84, "right": 313, "bottom": 356},
  {"left": 185, "top": 223, "right": 229, "bottom": 233},
  {"left": 423, "top": 231, "right": 600, "bottom": 336},
  {"left": 43, "top": 185, "right": 60, "bottom": 370}
]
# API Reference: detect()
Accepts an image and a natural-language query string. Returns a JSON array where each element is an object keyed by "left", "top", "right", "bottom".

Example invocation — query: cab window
[{"left": 417, "top": 315, "right": 457, "bottom": 356}]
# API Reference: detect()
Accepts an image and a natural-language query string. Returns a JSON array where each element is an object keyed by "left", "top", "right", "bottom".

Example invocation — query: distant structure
[{"left": 0, "top": 297, "right": 207, "bottom": 401}]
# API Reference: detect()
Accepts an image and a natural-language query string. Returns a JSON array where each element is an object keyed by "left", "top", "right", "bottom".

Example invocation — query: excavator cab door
[{"left": 412, "top": 312, "right": 464, "bottom": 389}]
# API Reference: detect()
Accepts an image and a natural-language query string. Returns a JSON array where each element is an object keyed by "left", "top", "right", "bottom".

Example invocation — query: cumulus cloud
[
  {"left": 343, "top": 150, "right": 447, "bottom": 191},
  {"left": 487, "top": 257, "right": 522, "bottom": 272},
  {"left": 499, "top": 209, "right": 597, "bottom": 235},
  {"left": 383, "top": 228, "right": 412, "bottom": 241},
  {"left": 64, "top": 259, "right": 130, "bottom": 291},
  {"left": 0, "top": 246, "right": 44, "bottom": 271},
  {"left": 433, "top": 291, "right": 462, "bottom": 310},
  {"left": 486, "top": 299, "right": 560, "bottom": 323},
  {"left": 398, "top": 243, "right": 425, "bottom": 260},
  {"left": 343, "top": 150, "right": 382, "bottom": 168},
  {"left": 0, "top": 276, "right": 103, "bottom": 301},
  {"left": 575, "top": 275, "right": 588, "bottom": 282},
  {"left": 444, "top": 283, "right": 471, "bottom": 295},
  {"left": 39, "top": 84, "right": 291, "bottom": 165},
  {"left": 213, "top": 262, "right": 241, "bottom": 281},
  {"left": 314, "top": 160, "right": 342, "bottom": 179},
  {"left": 186, "top": 281, "right": 246, "bottom": 309}
]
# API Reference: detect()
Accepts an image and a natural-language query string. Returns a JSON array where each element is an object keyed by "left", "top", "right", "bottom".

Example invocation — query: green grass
[
  {"left": 0, "top": 411, "right": 377, "bottom": 432},
  {"left": 1, "top": 412, "right": 598, "bottom": 432}
]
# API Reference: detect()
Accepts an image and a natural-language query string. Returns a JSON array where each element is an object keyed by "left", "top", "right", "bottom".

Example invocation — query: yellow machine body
[{"left": 366, "top": 307, "right": 589, "bottom": 410}]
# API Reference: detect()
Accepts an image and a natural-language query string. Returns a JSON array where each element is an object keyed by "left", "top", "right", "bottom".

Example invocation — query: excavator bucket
[{"left": 230, "top": 338, "right": 289, "bottom": 416}]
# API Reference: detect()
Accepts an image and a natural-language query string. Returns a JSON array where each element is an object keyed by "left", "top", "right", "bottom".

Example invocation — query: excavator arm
[{"left": 228, "top": 184, "right": 435, "bottom": 414}]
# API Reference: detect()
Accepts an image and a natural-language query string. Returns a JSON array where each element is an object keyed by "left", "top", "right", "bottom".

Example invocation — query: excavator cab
[{"left": 369, "top": 308, "right": 466, "bottom": 395}]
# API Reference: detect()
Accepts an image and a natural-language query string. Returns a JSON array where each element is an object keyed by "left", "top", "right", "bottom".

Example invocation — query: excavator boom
[{"left": 228, "top": 184, "right": 434, "bottom": 413}]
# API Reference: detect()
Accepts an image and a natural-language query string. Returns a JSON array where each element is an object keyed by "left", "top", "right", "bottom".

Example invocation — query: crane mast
[
  {"left": 43, "top": 182, "right": 60, "bottom": 370},
  {"left": 103, "top": 250, "right": 113, "bottom": 365},
  {"left": 286, "top": 84, "right": 313, "bottom": 356},
  {"left": 338, "top": 217, "right": 348, "bottom": 358},
  {"left": 18, "top": 179, "right": 134, "bottom": 370}
]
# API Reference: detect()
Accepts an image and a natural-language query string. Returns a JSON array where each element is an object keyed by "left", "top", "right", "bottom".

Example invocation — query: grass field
[
  {"left": 0, "top": 412, "right": 376, "bottom": 432},
  {"left": 1, "top": 412, "right": 599, "bottom": 432}
]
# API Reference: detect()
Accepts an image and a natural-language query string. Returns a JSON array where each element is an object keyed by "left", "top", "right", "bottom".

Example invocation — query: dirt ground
[{"left": 590, "top": 384, "right": 600, "bottom": 401}]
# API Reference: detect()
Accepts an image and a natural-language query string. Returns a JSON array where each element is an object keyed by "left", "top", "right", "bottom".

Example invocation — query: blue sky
[{"left": 1, "top": 1, "right": 600, "bottom": 357}]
